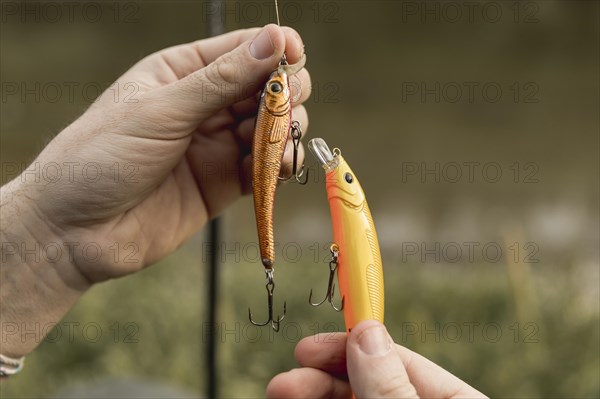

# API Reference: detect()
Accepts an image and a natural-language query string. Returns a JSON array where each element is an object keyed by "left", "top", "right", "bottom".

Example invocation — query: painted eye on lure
[
  {"left": 270, "top": 82, "right": 283, "bottom": 93},
  {"left": 344, "top": 173, "right": 354, "bottom": 183}
]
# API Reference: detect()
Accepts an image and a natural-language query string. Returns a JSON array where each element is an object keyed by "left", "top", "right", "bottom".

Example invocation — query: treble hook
[
  {"left": 248, "top": 269, "right": 287, "bottom": 332},
  {"left": 309, "top": 244, "right": 344, "bottom": 312},
  {"left": 279, "top": 121, "right": 309, "bottom": 185}
]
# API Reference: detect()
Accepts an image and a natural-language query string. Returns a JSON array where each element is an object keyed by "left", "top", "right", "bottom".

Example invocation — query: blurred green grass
[
  {"left": 1, "top": 1, "right": 599, "bottom": 398},
  {"left": 3, "top": 233, "right": 598, "bottom": 398}
]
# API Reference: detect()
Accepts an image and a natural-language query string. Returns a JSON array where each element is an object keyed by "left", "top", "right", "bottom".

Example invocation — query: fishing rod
[{"left": 205, "top": 2, "right": 224, "bottom": 398}]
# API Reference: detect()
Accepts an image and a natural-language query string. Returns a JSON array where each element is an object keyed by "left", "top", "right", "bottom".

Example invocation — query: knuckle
[{"left": 213, "top": 52, "right": 240, "bottom": 85}]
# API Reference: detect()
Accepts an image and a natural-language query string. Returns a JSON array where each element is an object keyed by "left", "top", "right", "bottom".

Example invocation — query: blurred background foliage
[{"left": 1, "top": 0, "right": 598, "bottom": 398}]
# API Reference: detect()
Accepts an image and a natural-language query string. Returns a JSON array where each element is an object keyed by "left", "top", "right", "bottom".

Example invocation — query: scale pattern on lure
[
  {"left": 252, "top": 56, "right": 305, "bottom": 269},
  {"left": 253, "top": 68, "right": 291, "bottom": 268},
  {"left": 249, "top": 54, "right": 306, "bottom": 331}
]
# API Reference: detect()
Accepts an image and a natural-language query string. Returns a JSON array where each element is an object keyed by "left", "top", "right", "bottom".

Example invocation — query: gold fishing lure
[
  {"left": 253, "top": 68, "right": 290, "bottom": 269},
  {"left": 249, "top": 55, "right": 306, "bottom": 331}
]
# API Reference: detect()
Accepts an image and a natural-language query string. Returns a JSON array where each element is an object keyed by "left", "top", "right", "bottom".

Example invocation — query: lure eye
[
  {"left": 344, "top": 173, "right": 354, "bottom": 183},
  {"left": 269, "top": 82, "right": 283, "bottom": 93}
]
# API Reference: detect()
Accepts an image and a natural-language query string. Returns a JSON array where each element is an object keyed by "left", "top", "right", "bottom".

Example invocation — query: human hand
[
  {"left": 4, "top": 24, "right": 310, "bottom": 283},
  {"left": 267, "top": 320, "right": 487, "bottom": 399},
  {"left": 0, "top": 25, "right": 309, "bottom": 357}
]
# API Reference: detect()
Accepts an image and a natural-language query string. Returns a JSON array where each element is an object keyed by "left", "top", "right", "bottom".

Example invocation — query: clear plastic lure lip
[{"left": 308, "top": 138, "right": 339, "bottom": 173}]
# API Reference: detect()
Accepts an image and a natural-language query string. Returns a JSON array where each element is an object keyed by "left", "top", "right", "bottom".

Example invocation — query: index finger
[{"left": 295, "top": 332, "right": 348, "bottom": 376}]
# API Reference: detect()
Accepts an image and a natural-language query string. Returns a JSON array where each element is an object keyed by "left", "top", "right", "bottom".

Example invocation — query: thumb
[
  {"left": 347, "top": 320, "right": 419, "bottom": 399},
  {"left": 156, "top": 24, "right": 290, "bottom": 121}
]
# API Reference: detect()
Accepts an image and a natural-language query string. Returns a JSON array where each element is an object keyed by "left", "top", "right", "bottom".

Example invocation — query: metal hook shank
[
  {"left": 249, "top": 269, "right": 287, "bottom": 332},
  {"left": 279, "top": 121, "right": 309, "bottom": 185},
  {"left": 308, "top": 245, "right": 344, "bottom": 312}
]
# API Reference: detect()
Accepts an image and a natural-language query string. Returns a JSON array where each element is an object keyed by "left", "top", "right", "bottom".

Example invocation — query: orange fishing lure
[{"left": 308, "top": 138, "right": 385, "bottom": 333}]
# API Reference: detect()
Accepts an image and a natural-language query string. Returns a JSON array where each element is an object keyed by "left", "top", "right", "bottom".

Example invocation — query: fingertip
[
  {"left": 281, "top": 26, "right": 304, "bottom": 63},
  {"left": 294, "top": 334, "right": 319, "bottom": 363},
  {"left": 249, "top": 24, "right": 286, "bottom": 62},
  {"left": 266, "top": 371, "right": 289, "bottom": 398},
  {"left": 267, "top": 368, "right": 351, "bottom": 399},
  {"left": 289, "top": 69, "right": 312, "bottom": 105},
  {"left": 265, "top": 369, "right": 309, "bottom": 399},
  {"left": 290, "top": 105, "right": 308, "bottom": 132},
  {"left": 235, "top": 117, "right": 256, "bottom": 144},
  {"left": 264, "top": 23, "right": 287, "bottom": 58},
  {"left": 264, "top": 24, "right": 285, "bottom": 45},
  {"left": 256, "top": 24, "right": 303, "bottom": 64},
  {"left": 348, "top": 320, "right": 386, "bottom": 345},
  {"left": 294, "top": 332, "right": 348, "bottom": 374}
]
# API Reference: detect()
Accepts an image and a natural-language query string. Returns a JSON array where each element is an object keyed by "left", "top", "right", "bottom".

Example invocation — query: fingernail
[
  {"left": 358, "top": 326, "right": 392, "bottom": 356},
  {"left": 250, "top": 28, "right": 275, "bottom": 60}
]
